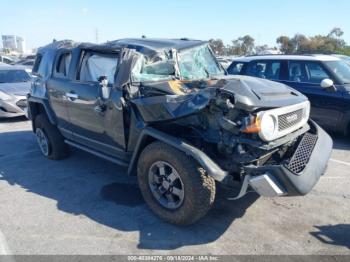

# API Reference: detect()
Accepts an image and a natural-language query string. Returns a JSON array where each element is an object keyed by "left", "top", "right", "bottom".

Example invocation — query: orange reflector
[{"left": 242, "top": 116, "right": 261, "bottom": 134}]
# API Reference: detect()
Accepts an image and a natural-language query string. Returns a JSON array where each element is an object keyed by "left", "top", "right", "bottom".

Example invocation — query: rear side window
[
  {"left": 246, "top": 61, "right": 281, "bottom": 80},
  {"left": 54, "top": 52, "right": 72, "bottom": 78},
  {"left": 288, "top": 61, "right": 331, "bottom": 84},
  {"left": 32, "top": 54, "right": 42, "bottom": 75},
  {"left": 78, "top": 52, "right": 119, "bottom": 84},
  {"left": 32, "top": 53, "right": 51, "bottom": 77},
  {"left": 227, "top": 62, "right": 245, "bottom": 75}
]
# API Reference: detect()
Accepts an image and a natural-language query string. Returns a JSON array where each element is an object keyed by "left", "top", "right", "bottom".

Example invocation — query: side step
[{"left": 65, "top": 140, "right": 129, "bottom": 167}]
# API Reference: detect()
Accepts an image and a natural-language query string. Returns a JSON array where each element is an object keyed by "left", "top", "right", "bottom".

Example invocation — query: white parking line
[{"left": 330, "top": 158, "right": 350, "bottom": 166}]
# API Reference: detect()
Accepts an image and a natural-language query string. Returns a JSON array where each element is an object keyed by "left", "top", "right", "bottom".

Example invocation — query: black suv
[{"left": 28, "top": 39, "right": 332, "bottom": 225}]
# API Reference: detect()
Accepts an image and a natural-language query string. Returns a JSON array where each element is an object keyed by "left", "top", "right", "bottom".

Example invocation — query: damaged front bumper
[{"left": 231, "top": 120, "right": 332, "bottom": 198}]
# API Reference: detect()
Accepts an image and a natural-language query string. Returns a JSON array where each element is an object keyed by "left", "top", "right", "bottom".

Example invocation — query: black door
[
  {"left": 65, "top": 50, "right": 126, "bottom": 158},
  {"left": 281, "top": 60, "right": 345, "bottom": 130}
]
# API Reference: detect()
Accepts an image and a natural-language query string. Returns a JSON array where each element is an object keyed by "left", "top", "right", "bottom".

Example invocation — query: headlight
[
  {"left": 0, "top": 91, "right": 12, "bottom": 101},
  {"left": 259, "top": 114, "right": 277, "bottom": 141}
]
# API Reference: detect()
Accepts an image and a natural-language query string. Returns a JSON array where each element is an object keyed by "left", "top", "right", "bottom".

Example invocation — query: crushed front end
[{"left": 121, "top": 43, "right": 333, "bottom": 199}]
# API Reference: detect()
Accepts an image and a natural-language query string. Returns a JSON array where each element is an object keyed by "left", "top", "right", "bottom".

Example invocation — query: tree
[
  {"left": 328, "top": 27, "right": 344, "bottom": 38},
  {"left": 291, "top": 34, "right": 310, "bottom": 53},
  {"left": 276, "top": 36, "right": 294, "bottom": 54},
  {"left": 276, "top": 28, "right": 347, "bottom": 54},
  {"left": 255, "top": 45, "right": 269, "bottom": 54},
  {"left": 230, "top": 35, "right": 255, "bottom": 56},
  {"left": 209, "top": 39, "right": 225, "bottom": 55}
]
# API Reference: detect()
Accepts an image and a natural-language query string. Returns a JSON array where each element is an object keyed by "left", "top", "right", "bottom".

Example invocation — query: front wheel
[{"left": 137, "top": 141, "right": 216, "bottom": 225}]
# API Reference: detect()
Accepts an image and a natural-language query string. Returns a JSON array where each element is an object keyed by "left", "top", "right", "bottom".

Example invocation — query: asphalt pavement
[{"left": 0, "top": 117, "right": 349, "bottom": 255}]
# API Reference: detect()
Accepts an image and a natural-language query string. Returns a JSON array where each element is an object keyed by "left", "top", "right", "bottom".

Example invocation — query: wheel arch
[
  {"left": 28, "top": 97, "right": 57, "bottom": 131},
  {"left": 127, "top": 127, "right": 228, "bottom": 182}
]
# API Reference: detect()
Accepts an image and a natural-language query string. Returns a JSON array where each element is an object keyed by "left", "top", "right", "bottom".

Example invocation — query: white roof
[{"left": 233, "top": 54, "right": 340, "bottom": 62}]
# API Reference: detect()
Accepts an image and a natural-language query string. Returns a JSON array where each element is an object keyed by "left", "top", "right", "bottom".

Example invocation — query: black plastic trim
[{"left": 127, "top": 127, "right": 228, "bottom": 181}]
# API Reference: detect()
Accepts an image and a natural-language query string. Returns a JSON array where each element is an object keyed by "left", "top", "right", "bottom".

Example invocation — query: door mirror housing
[
  {"left": 98, "top": 75, "right": 110, "bottom": 100},
  {"left": 321, "top": 79, "right": 337, "bottom": 92}
]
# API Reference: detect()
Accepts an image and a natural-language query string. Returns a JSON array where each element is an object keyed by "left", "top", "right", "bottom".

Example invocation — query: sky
[{"left": 1, "top": 0, "right": 349, "bottom": 51}]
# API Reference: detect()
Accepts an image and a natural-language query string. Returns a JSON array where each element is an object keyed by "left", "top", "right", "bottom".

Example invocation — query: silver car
[{"left": 0, "top": 65, "right": 31, "bottom": 118}]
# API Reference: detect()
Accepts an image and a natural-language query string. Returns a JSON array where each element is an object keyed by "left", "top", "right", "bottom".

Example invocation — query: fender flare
[
  {"left": 127, "top": 127, "right": 228, "bottom": 182},
  {"left": 27, "top": 96, "right": 57, "bottom": 126}
]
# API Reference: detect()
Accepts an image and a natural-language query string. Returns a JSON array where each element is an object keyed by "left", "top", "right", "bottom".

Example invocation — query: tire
[
  {"left": 137, "top": 141, "right": 216, "bottom": 225},
  {"left": 34, "top": 114, "right": 69, "bottom": 160}
]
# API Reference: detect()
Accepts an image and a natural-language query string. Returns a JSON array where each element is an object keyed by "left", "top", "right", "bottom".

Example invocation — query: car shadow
[
  {"left": 310, "top": 224, "right": 350, "bottom": 249},
  {"left": 0, "top": 130, "right": 259, "bottom": 250},
  {"left": 0, "top": 116, "right": 28, "bottom": 123}
]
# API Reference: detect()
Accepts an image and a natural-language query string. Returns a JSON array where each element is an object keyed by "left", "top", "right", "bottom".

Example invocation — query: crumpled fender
[{"left": 130, "top": 88, "right": 216, "bottom": 123}]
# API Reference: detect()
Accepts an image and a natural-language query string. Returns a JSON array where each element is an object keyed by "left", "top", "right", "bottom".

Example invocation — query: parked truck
[{"left": 27, "top": 39, "right": 333, "bottom": 225}]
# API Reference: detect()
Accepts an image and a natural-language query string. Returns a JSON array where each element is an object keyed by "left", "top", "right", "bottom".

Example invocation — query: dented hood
[
  {"left": 219, "top": 75, "right": 307, "bottom": 111},
  {"left": 131, "top": 75, "right": 307, "bottom": 123}
]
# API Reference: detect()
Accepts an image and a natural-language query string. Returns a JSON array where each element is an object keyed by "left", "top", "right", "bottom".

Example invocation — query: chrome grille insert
[{"left": 278, "top": 109, "right": 303, "bottom": 131}]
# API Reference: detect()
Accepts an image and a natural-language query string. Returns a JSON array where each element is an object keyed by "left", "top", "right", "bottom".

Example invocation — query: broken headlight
[{"left": 241, "top": 113, "right": 277, "bottom": 141}]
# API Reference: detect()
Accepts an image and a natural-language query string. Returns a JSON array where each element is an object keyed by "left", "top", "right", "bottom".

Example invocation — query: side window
[
  {"left": 32, "top": 54, "right": 47, "bottom": 77},
  {"left": 54, "top": 52, "right": 72, "bottom": 78},
  {"left": 227, "top": 62, "right": 245, "bottom": 75},
  {"left": 305, "top": 62, "right": 330, "bottom": 84},
  {"left": 246, "top": 61, "right": 281, "bottom": 80},
  {"left": 78, "top": 52, "right": 119, "bottom": 84},
  {"left": 288, "top": 61, "right": 331, "bottom": 84},
  {"left": 268, "top": 62, "right": 282, "bottom": 80},
  {"left": 288, "top": 61, "right": 307, "bottom": 82}
]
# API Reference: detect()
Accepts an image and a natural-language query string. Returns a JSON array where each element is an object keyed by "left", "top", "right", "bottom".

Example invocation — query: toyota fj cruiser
[{"left": 27, "top": 39, "right": 333, "bottom": 225}]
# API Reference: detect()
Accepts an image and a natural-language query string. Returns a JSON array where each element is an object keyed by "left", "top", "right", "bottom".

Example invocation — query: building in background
[{"left": 1, "top": 35, "right": 26, "bottom": 53}]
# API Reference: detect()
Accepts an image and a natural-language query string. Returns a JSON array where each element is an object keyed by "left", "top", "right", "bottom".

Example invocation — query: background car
[
  {"left": 15, "top": 59, "right": 35, "bottom": 73},
  {"left": 0, "top": 65, "right": 31, "bottom": 118},
  {"left": 0, "top": 55, "right": 19, "bottom": 65},
  {"left": 216, "top": 56, "right": 235, "bottom": 69},
  {"left": 227, "top": 55, "right": 350, "bottom": 135}
]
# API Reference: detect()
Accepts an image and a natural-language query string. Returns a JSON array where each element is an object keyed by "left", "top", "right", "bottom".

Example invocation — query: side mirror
[
  {"left": 321, "top": 78, "right": 337, "bottom": 92},
  {"left": 98, "top": 75, "right": 110, "bottom": 100}
]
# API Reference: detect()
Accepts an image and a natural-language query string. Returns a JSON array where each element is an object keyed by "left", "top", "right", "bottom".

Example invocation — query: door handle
[{"left": 65, "top": 92, "right": 78, "bottom": 101}]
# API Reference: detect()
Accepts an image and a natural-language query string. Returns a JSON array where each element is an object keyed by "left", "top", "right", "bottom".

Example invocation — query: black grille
[
  {"left": 16, "top": 99, "right": 27, "bottom": 109},
  {"left": 286, "top": 132, "right": 318, "bottom": 174},
  {"left": 278, "top": 109, "right": 303, "bottom": 131}
]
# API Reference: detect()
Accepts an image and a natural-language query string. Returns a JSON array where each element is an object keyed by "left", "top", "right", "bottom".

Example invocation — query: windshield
[
  {"left": 0, "top": 70, "right": 31, "bottom": 83},
  {"left": 325, "top": 60, "right": 350, "bottom": 84},
  {"left": 177, "top": 45, "right": 225, "bottom": 80},
  {"left": 131, "top": 51, "right": 175, "bottom": 82},
  {"left": 131, "top": 44, "right": 225, "bottom": 82}
]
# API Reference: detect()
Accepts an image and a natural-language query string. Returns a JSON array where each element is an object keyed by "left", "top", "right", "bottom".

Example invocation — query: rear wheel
[
  {"left": 137, "top": 141, "right": 216, "bottom": 225},
  {"left": 34, "top": 114, "right": 69, "bottom": 160}
]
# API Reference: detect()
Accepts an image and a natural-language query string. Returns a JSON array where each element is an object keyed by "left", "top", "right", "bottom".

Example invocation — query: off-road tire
[
  {"left": 137, "top": 141, "right": 216, "bottom": 225},
  {"left": 34, "top": 114, "right": 69, "bottom": 160}
]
